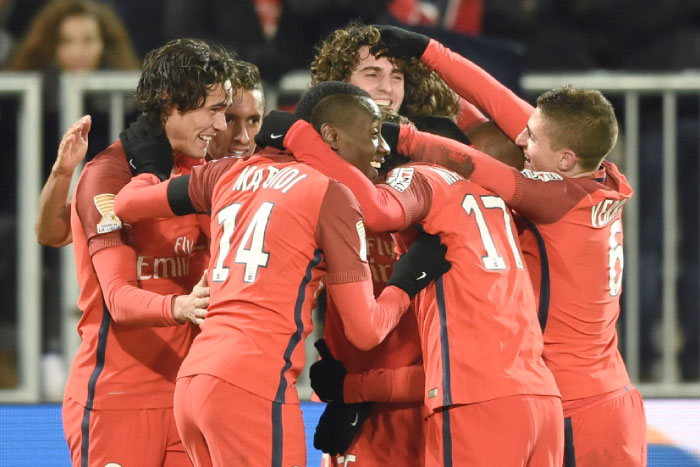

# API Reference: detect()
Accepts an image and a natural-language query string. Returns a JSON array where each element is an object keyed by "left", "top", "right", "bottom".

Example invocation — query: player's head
[
  {"left": 136, "top": 38, "right": 237, "bottom": 158},
  {"left": 310, "top": 22, "right": 459, "bottom": 122},
  {"left": 296, "top": 81, "right": 389, "bottom": 180},
  {"left": 207, "top": 60, "right": 265, "bottom": 160},
  {"left": 516, "top": 85, "right": 618, "bottom": 175}
]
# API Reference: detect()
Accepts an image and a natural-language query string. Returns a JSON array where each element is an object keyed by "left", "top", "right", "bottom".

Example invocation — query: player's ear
[
  {"left": 558, "top": 148, "right": 578, "bottom": 172},
  {"left": 320, "top": 123, "right": 340, "bottom": 151}
]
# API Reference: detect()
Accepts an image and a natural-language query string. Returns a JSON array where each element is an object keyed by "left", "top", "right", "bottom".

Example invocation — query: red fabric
[
  {"left": 386, "top": 165, "right": 560, "bottom": 410},
  {"left": 174, "top": 374, "right": 306, "bottom": 467},
  {"left": 443, "top": 0, "right": 483, "bottom": 35},
  {"left": 151, "top": 153, "right": 413, "bottom": 405},
  {"left": 344, "top": 364, "right": 425, "bottom": 404},
  {"left": 456, "top": 97, "right": 489, "bottom": 133},
  {"left": 285, "top": 120, "right": 409, "bottom": 232},
  {"left": 421, "top": 39, "right": 533, "bottom": 141},
  {"left": 326, "top": 402, "right": 425, "bottom": 466},
  {"left": 425, "top": 396, "right": 563, "bottom": 466},
  {"left": 65, "top": 142, "right": 207, "bottom": 411},
  {"left": 563, "top": 388, "right": 647, "bottom": 466},
  {"left": 62, "top": 397, "right": 188, "bottom": 467}
]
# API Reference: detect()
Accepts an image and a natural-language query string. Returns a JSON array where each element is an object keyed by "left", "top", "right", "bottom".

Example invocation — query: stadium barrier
[{"left": 0, "top": 71, "right": 698, "bottom": 402}]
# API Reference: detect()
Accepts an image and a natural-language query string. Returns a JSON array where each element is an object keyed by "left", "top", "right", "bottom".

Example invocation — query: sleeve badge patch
[
  {"left": 93, "top": 193, "right": 122, "bottom": 234},
  {"left": 385, "top": 167, "right": 414, "bottom": 192}
]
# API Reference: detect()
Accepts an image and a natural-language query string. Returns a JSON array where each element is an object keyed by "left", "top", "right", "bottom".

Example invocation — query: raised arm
[
  {"left": 35, "top": 115, "right": 91, "bottom": 246},
  {"left": 374, "top": 25, "right": 534, "bottom": 143}
]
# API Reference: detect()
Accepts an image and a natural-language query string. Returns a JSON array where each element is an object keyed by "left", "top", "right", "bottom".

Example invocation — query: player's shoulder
[
  {"left": 75, "top": 141, "right": 131, "bottom": 206},
  {"left": 384, "top": 162, "right": 462, "bottom": 193},
  {"left": 82, "top": 140, "right": 129, "bottom": 175}
]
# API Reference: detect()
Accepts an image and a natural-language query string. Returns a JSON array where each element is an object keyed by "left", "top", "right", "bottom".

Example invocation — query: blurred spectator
[
  {"left": 161, "top": 0, "right": 394, "bottom": 82},
  {"left": 388, "top": 0, "right": 483, "bottom": 36},
  {"left": 2, "top": 0, "right": 140, "bottom": 392}
]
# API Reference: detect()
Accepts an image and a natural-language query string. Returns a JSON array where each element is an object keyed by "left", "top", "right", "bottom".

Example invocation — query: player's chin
[{"left": 367, "top": 167, "right": 379, "bottom": 181}]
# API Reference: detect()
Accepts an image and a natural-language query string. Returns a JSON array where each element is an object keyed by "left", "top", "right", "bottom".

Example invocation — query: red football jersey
[
  {"left": 384, "top": 164, "right": 560, "bottom": 411},
  {"left": 66, "top": 141, "right": 208, "bottom": 410},
  {"left": 174, "top": 153, "right": 392, "bottom": 404}
]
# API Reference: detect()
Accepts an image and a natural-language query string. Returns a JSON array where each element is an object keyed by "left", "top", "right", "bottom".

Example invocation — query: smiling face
[
  {"left": 348, "top": 46, "right": 405, "bottom": 112},
  {"left": 515, "top": 108, "right": 563, "bottom": 173},
  {"left": 329, "top": 97, "right": 389, "bottom": 180},
  {"left": 164, "top": 81, "right": 232, "bottom": 158},
  {"left": 56, "top": 14, "right": 104, "bottom": 72},
  {"left": 207, "top": 88, "right": 264, "bottom": 160}
]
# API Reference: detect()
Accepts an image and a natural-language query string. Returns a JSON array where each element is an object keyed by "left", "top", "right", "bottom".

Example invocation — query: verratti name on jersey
[{"left": 232, "top": 164, "right": 308, "bottom": 194}]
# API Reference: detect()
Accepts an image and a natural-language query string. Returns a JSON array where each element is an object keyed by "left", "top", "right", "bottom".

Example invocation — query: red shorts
[
  {"left": 425, "top": 395, "right": 563, "bottom": 467},
  {"left": 62, "top": 396, "right": 188, "bottom": 467},
  {"left": 563, "top": 386, "right": 647, "bottom": 467},
  {"left": 174, "top": 374, "right": 306, "bottom": 467},
  {"left": 323, "top": 402, "right": 424, "bottom": 466}
]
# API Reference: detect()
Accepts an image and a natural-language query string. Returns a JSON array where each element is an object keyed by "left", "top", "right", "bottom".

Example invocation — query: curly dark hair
[
  {"left": 136, "top": 38, "right": 238, "bottom": 127},
  {"left": 310, "top": 22, "right": 459, "bottom": 122}
]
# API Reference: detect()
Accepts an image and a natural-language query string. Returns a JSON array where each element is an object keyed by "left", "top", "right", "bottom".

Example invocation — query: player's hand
[
  {"left": 371, "top": 25, "right": 431, "bottom": 59},
  {"left": 313, "top": 402, "right": 374, "bottom": 456},
  {"left": 53, "top": 115, "right": 91, "bottom": 177},
  {"left": 172, "top": 270, "right": 209, "bottom": 325},
  {"left": 388, "top": 232, "right": 451, "bottom": 298},
  {"left": 120, "top": 114, "right": 174, "bottom": 181},
  {"left": 310, "top": 339, "right": 347, "bottom": 403},
  {"left": 254, "top": 110, "right": 301, "bottom": 150}
]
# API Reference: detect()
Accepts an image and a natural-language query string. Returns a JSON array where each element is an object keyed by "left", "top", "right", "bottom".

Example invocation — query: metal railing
[
  {"left": 0, "top": 73, "right": 42, "bottom": 402},
  {"left": 1, "top": 70, "right": 699, "bottom": 402}
]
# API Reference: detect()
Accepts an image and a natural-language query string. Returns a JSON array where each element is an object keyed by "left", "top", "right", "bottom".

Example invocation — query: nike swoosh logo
[
  {"left": 129, "top": 158, "right": 137, "bottom": 170},
  {"left": 270, "top": 133, "right": 283, "bottom": 139},
  {"left": 350, "top": 412, "right": 359, "bottom": 426},
  {"left": 416, "top": 271, "right": 427, "bottom": 280}
]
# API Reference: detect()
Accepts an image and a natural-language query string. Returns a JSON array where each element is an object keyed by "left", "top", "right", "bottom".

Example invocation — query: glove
[
  {"left": 310, "top": 339, "right": 347, "bottom": 403},
  {"left": 387, "top": 231, "right": 451, "bottom": 298},
  {"left": 371, "top": 25, "right": 430, "bottom": 59},
  {"left": 119, "top": 115, "right": 173, "bottom": 181},
  {"left": 414, "top": 115, "right": 471, "bottom": 146},
  {"left": 254, "top": 110, "right": 302, "bottom": 150},
  {"left": 313, "top": 401, "right": 374, "bottom": 456},
  {"left": 380, "top": 121, "right": 400, "bottom": 155}
]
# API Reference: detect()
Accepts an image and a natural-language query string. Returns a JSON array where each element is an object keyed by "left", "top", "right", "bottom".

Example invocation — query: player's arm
[
  {"left": 284, "top": 120, "right": 408, "bottom": 231},
  {"left": 114, "top": 158, "right": 237, "bottom": 222},
  {"left": 311, "top": 338, "right": 424, "bottom": 404},
  {"left": 398, "top": 124, "right": 580, "bottom": 224},
  {"left": 374, "top": 25, "right": 533, "bottom": 142},
  {"left": 317, "top": 181, "right": 450, "bottom": 350},
  {"left": 35, "top": 115, "right": 91, "bottom": 246},
  {"left": 77, "top": 160, "right": 206, "bottom": 326},
  {"left": 344, "top": 364, "right": 425, "bottom": 404},
  {"left": 91, "top": 244, "right": 208, "bottom": 326}
]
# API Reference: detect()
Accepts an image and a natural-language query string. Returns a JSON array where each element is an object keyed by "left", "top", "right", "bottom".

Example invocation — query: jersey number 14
[{"left": 212, "top": 201, "right": 274, "bottom": 283}]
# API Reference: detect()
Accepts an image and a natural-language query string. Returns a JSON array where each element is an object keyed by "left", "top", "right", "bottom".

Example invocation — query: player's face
[
  {"left": 164, "top": 81, "right": 232, "bottom": 159},
  {"left": 348, "top": 46, "right": 405, "bottom": 113},
  {"left": 333, "top": 101, "right": 389, "bottom": 181},
  {"left": 207, "top": 88, "right": 264, "bottom": 160},
  {"left": 56, "top": 14, "right": 104, "bottom": 72},
  {"left": 516, "top": 108, "right": 560, "bottom": 173}
]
